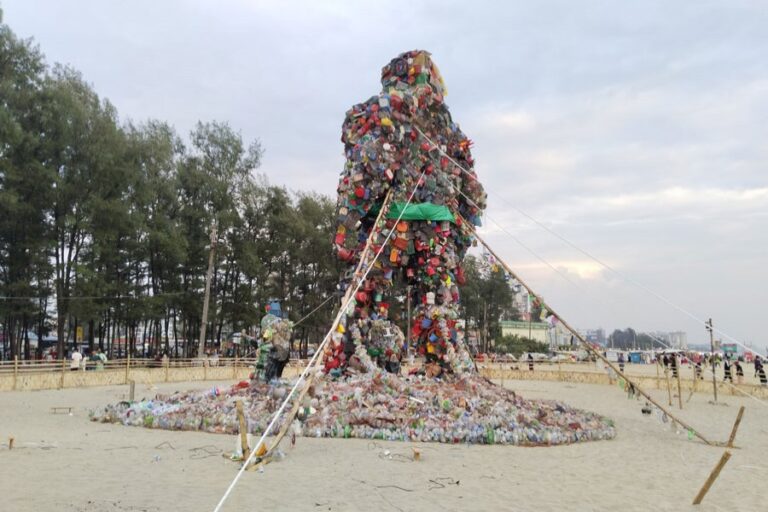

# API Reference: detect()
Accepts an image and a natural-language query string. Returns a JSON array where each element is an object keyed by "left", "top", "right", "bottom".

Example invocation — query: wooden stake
[
  {"left": 665, "top": 368, "right": 673, "bottom": 406},
  {"left": 692, "top": 451, "right": 732, "bottom": 505},
  {"left": 469, "top": 225, "right": 714, "bottom": 445},
  {"left": 235, "top": 400, "right": 249, "bottom": 459},
  {"left": 164, "top": 356, "right": 170, "bottom": 382},
  {"left": 726, "top": 406, "right": 745, "bottom": 448},
  {"left": 656, "top": 360, "right": 660, "bottom": 389},
  {"left": 8, "top": 437, "right": 14, "bottom": 450},
  {"left": 129, "top": 380, "right": 135, "bottom": 402},
  {"left": 13, "top": 356, "right": 18, "bottom": 390}
]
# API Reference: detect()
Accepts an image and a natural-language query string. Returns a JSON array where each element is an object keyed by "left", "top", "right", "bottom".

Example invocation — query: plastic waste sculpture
[{"left": 329, "top": 50, "right": 487, "bottom": 377}]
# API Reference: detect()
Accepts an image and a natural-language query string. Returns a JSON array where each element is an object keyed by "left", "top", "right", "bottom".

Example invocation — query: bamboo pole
[
  {"left": 259, "top": 189, "right": 395, "bottom": 461},
  {"left": 692, "top": 451, "right": 731, "bottom": 505},
  {"left": 664, "top": 367, "right": 673, "bottom": 406},
  {"left": 469, "top": 226, "right": 714, "bottom": 446},
  {"left": 726, "top": 406, "right": 745, "bottom": 448}
]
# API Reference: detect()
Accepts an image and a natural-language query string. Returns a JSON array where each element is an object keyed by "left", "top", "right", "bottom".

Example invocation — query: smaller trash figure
[{"left": 255, "top": 302, "right": 293, "bottom": 382}]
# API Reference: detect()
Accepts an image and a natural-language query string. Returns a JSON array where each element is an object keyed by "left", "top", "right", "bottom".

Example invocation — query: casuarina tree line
[{"left": 0, "top": 11, "right": 519, "bottom": 360}]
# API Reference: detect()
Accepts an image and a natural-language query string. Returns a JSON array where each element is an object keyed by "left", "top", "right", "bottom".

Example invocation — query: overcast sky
[{"left": 4, "top": 1, "right": 767, "bottom": 351}]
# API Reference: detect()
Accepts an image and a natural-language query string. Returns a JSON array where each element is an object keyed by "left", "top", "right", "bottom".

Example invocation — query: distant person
[
  {"left": 694, "top": 359, "right": 703, "bottom": 380},
  {"left": 734, "top": 360, "right": 744, "bottom": 385},
  {"left": 662, "top": 354, "right": 670, "bottom": 368},
  {"left": 723, "top": 357, "right": 732, "bottom": 383},
  {"left": 618, "top": 353, "right": 625, "bottom": 373},
  {"left": 91, "top": 348, "right": 106, "bottom": 371},
  {"left": 527, "top": 353, "right": 534, "bottom": 372},
  {"left": 754, "top": 357, "right": 767, "bottom": 386},
  {"left": 670, "top": 355, "right": 679, "bottom": 379},
  {"left": 70, "top": 348, "right": 82, "bottom": 371}
]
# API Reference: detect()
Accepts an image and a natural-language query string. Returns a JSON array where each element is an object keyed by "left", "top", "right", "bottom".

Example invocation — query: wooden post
[
  {"left": 233, "top": 353, "right": 238, "bottom": 380},
  {"left": 125, "top": 350, "right": 131, "bottom": 385},
  {"left": 8, "top": 437, "right": 14, "bottom": 450},
  {"left": 164, "top": 356, "right": 170, "bottom": 382},
  {"left": 13, "top": 356, "right": 18, "bottom": 390},
  {"left": 203, "top": 358, "right": 208, "bottom": 381},
  {"left": 692, "top": 451, "right": 732, "bottom": 505},
  {"left": 197, "top": 223, "right": 217, "bottom": 359},
  {"left": 235, "top": 400, "right": 249, "bottom": 459},
  {"left": 468, "top": 225, "right": 714, "bottom": 445},
  {"left": 129, "top": 380, "right": 135, "bottom": 402},
  {"left": 726, "top": 406, "right": 745, "bottom": 448},
  {"left": 676, "top": 356, "right": 683, "bottom": 410},
  {"left": 656, "top": 360, "right": 660, "bottom": 389},
  {"left": 558, "top": 357, "right": 562, "bottom": 381},
  {"left": 665, "top": 367, "right": 673, "bottom": 406}
]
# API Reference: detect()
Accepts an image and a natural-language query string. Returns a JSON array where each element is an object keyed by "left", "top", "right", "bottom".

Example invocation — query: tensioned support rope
[
  {"left": 415, "top": 127, "right": 759, "bottom": 358},
  {"left": 463, "top": 220, "right": 715, "bottom": 446},
  {"left": 212, "top": 167, "right": 428, "bottom": 512}
]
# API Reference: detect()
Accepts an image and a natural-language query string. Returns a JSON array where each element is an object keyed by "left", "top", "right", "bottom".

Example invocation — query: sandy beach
[{"left": 1, "top": 378, "right": 764, "bottom": 512}]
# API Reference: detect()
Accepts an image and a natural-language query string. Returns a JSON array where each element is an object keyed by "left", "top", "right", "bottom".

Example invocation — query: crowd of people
[{"left": 657, "top": 351, "right": 767, "bottom": 387}]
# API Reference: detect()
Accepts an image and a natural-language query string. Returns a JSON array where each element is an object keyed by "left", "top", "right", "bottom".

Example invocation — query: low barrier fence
[
  {"left": 1, "top": 357, "right": 765, "bottom": 399},
  {"left": 0, "top": 357, "right": 307, "bottom": 392},
  {"left": 477, "top": 361, "right": 768, "bottom": 399}
]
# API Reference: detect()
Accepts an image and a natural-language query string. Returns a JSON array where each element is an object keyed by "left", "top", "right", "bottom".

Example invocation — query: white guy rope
[{"left": 211, "top": 166, "right": 428, "bottom": 512}]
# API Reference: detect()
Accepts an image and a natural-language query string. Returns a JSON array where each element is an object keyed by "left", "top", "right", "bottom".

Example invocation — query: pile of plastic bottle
[{"left": 93, "top": 369, "right": 615, "bottom": 446}]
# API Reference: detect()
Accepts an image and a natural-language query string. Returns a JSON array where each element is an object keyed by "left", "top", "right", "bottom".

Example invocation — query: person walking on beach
[
  {"left": 670, "top": 354, "right": 679, "bottom": 379},
  {"left": 694, "top": 359, "right": 703, "bottom": 380},
  {"left": 734, "top": 360, "right": 744, "bottom": 384},
  {"left": 618, "top": 353, "right": 625, "bottom": 373},
  {"left": 723, "top": 357, "right": 732, "bottom": 383}
]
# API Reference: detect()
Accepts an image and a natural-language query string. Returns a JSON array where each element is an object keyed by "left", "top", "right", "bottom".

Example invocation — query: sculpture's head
[{"left": 381, "top": 50, "right": 446, "bottom": 103}]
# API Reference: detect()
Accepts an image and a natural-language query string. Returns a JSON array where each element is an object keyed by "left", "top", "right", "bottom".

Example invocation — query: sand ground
[{"left": 1, "top": 378, "right": 765, "bottom": 512}]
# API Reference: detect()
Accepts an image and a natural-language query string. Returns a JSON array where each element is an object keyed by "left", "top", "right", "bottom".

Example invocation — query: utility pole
[
  {"left": 706, "top": 318, "right": 717, "bottom": 402},
  {"left": 198, "top": 223, "right": 217, "bottom": 358}
]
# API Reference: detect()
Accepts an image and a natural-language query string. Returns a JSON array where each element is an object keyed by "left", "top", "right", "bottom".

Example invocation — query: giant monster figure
[{"left": 325, "top": 50, "right": 486, "bottom": 377}]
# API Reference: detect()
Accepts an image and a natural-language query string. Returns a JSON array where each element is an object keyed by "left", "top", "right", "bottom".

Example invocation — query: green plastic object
[{"left": 384, "top": 202, "right": 456, "bottom": 222}]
